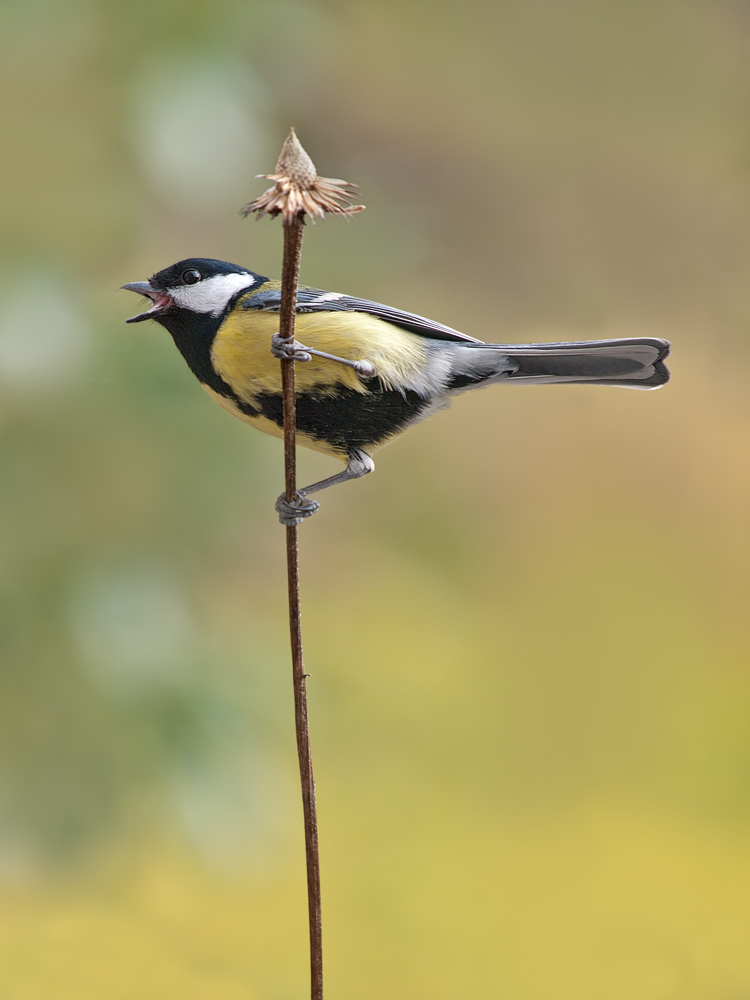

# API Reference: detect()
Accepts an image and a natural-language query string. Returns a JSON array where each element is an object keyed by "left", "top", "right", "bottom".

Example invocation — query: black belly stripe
[{"left": 253, "top": 381, "right": 431, "bottom": 454}]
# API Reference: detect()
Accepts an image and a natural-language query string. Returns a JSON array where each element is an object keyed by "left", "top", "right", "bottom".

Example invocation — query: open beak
[{"left": 121, "top": 281, "right": 173, "bottom": 323}]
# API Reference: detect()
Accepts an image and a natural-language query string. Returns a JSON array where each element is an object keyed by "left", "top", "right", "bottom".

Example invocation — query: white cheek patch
[{"left": 169, "top": 272, "right": 255, "bottom": 315}]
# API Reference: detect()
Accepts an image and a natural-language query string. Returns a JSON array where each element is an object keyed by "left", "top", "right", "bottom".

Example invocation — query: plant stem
[{"left": 278, "top": 213, "right": 323, "bottom": 1000}]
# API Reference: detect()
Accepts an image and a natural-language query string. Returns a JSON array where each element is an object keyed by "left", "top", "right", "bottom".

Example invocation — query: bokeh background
[{"left": 0, "top": 0, "right": 749, "bottom": 997}]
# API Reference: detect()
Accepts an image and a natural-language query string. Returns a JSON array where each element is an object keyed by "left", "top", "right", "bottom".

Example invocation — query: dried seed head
[
  {"left": 241, "top": 128, "right": 365, "bottom": 226},
  {"left": 275, "top": 129, "right": 318, "bottom": 189}
]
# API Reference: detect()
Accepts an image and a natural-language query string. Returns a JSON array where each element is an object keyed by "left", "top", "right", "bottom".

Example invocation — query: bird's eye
[{"left": 181, "top": 269, "right": 201, "bottom": 285}]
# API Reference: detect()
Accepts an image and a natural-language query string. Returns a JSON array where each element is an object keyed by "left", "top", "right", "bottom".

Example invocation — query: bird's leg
[
  {"left": 271, "top": 333, "right": 376, "bottom": 377},
  {"left": 275, "top": 450, "right": 374, "bottom": 526},
  {"left": 300, "top": 450, "right": 375, "bottom": 498}
]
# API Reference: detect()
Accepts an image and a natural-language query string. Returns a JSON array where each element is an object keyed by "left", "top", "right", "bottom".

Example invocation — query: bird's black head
[{"left": 122, "top": 258, "right": 267, "bottom": 324}]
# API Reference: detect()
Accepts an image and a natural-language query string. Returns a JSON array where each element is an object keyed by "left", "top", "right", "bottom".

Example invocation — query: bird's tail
[{"left": 496, "top": 337, "right": 670, "bottom": 389}]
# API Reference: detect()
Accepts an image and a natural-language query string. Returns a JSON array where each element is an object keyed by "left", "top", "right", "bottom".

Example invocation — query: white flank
[{"left": 169, "top": 272, "right": 255, "bottom": 315}]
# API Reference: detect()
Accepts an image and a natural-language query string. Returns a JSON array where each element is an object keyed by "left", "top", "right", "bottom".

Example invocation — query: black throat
[{"left": 154, "top": 305, "right": 235, "bottom": 398}]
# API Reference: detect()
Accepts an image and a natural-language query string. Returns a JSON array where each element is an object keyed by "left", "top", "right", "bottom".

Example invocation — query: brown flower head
[{"left": 241, "top": 128, "right": 365, "bottom": 226}]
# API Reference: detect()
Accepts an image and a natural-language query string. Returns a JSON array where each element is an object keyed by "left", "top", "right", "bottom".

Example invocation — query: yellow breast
[{"left": 210, "top": 308, "right": 429, "bottom": 405}]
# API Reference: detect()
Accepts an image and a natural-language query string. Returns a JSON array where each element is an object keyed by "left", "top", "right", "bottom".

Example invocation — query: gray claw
[
  {"left": 275, "top": 493, "right": 320, "bottom": 526},
  {"left": 271, "top": 334, "right": 311, "bottom": 362}
]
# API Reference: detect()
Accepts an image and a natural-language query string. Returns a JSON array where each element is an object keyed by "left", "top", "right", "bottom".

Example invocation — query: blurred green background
[{"left": 0, "top": 0, "right": 749, "bottom": 997}]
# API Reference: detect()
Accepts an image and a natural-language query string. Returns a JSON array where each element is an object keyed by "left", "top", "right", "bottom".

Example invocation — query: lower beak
[{"left": 121, "top": 281, "right": 173, "bottom": 323}]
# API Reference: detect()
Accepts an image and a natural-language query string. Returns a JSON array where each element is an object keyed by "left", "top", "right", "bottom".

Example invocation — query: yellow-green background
[{"left": 0, "top": 0, "right": 748, "bottom": 997}]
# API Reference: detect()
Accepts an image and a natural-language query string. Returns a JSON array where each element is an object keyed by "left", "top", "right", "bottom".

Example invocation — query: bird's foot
[
  {"left": 271, "top": 334, "right": 376, "bottom": 377},
  {"left": 275, "top": 492, "right": 320, "bottom": 526},
  {"left": 271, "top": 334, "right": 312, "bottom": 362}
]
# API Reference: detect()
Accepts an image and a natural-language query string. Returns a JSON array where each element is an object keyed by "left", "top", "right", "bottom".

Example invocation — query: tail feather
[{"left": 478, "top": 337, "right": 670, "bottom": 390}]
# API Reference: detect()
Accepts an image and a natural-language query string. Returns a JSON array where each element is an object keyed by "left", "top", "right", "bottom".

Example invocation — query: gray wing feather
[{"left": 242, "top": 286, "right": 480, "bottom": 343}]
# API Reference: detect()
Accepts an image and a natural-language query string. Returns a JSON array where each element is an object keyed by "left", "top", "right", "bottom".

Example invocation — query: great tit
[{"left": 123, "top": 257, "right": 670, "bottom": 520}]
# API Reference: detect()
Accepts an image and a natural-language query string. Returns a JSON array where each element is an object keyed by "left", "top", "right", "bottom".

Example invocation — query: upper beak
[{"left": 121, "top": 281, "right": 173, "bottom": 323}]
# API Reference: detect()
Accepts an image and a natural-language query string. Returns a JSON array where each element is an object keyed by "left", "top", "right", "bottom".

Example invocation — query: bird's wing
[{"left": 241, "top": 285, "right": 481, "bottom": 343}]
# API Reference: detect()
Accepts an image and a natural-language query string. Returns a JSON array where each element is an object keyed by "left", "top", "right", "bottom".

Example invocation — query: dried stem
[
  {"left": 278, "top": 215, "right": 323, "bottom": 1000},
  {"left": 244, "top": 128, "right": 364, "bottom": 1000}
]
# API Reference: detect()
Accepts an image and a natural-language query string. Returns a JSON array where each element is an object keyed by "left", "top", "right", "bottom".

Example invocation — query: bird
[{"left": 122, "top": 257, "right": 670, "bottom": 523}]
